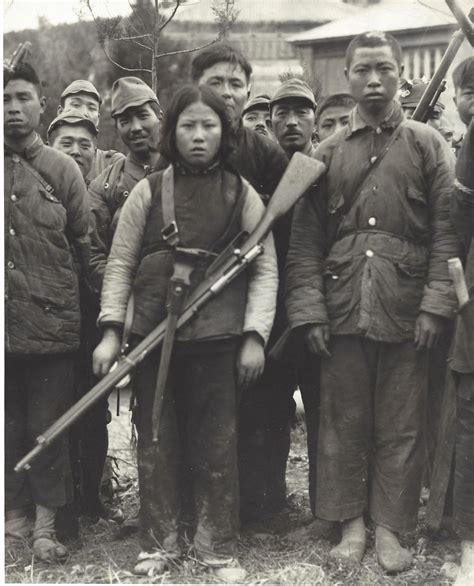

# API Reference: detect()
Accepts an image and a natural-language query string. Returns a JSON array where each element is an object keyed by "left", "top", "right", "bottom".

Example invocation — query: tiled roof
[
  {"left": 172, "top": 0, "right": 361, "bottom": 24},
  {"left": 287, "top": 0, "right": 468, "bottom": 44}
]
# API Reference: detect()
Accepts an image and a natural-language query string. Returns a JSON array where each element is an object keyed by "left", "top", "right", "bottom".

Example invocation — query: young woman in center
[{"left": 92, "top": 84, "right": 278, "bottom": 580}]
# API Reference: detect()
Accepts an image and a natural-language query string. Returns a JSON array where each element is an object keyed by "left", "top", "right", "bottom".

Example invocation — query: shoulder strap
[
  {"left": 342, "top": 121, "right": 405, "bottom": 215},
  {"left": 18, "top": 155, "right": 55, "bottom": 195},
  {"left": 161, "top": 165, "right": 180, "bottom": 247}
]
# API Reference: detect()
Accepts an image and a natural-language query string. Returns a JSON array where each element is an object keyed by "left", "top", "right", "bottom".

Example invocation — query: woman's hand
[
  {"left": 93, "top": 327, "right": 122, "bottom": 378},
  {"left": 237, "top": 332, "right": 265, "bottom": 389}
]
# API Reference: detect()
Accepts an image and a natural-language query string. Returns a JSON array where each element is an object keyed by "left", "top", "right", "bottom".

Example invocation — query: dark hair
[
  {"left": 345, "top": 31, "right": 402, "bottom": 70},
  {"left": 3, "top": 62, "right": 42, "bottom": 95},
  {"left": 191, "top": 43, "right": 252, "bottom": 84},
  {"left": 316, "top": 93, "right": 356, "bottom": 122},
  {"left": 452, "top": 56, "right": 474, "bottom": 91},
  {"left": 48, "top": 121, "right": 98, "bottom": 145},
  {"left": 114, "top": 100, "right": 163, "bottom": 126},
  {"left": 159, "top": 84, "right": 235, "bottom": 164}
]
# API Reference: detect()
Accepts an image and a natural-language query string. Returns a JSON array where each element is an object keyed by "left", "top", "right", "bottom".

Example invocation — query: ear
[
  {"left": 399, "top": 63, "right": 405, "bottom": 77},
  {"left": 57, "top": 105, "right": 63, "bottom": 116},
  {"left": 247, "top": 83, "right": 252, "bottom": 100},
  {"left": 39, "top": 96, "right": 47, "bottom": 115},
  {"left": 344, "top": 67, "right": 349, "bottom": 82},
  {"left": 453, "top": 96, "right": 457, "bottom": 107}
]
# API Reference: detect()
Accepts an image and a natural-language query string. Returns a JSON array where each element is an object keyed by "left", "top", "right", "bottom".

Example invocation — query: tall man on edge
[
  {"left": 191, "top": 43, "right": 290, "bottom": 521},
  {"left": 285, "top": 32, "right": 458, "bottom": 572},
  {"left": 4, "top": 63, "right": 90, "bottom": 561}
]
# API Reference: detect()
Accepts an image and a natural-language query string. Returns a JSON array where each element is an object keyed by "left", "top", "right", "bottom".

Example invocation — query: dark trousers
[
  {"left": 5, "top": 353, "right": 74, "bottom": 510},
  {"left": 316, "top": 335, "right": 427, "bottom": 533},
  {"left": 454, "top": 373, "right": 474, "bottom": 540},
  {"left": 133, "top": 339, "right": 240, "bottom": 561}
]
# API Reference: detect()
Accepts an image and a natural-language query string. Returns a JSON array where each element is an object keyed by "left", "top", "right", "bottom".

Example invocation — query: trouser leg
[
  {"left": 316, "top": 336, "right": 374, "bottom": 521},
  {"left": 371, "top": 341, "right": 427, "bottom": 533},
  {"left": 133, "top": 351, "right": 181, "bottom": 554},
  {"left": 454, "top": 373, "right": 474, "bottom": 541},
  {"left": 5, "top": 354, "right": 74, "bottom": 510},
  {"left": 5, "top": 356, "right": 31, "bottom": 511},
  {"left": 298, "top": 354, "right": 321, "bottom": 517},
  {"left": 183, "top": 341, "right": 240, "bottom": 561}
]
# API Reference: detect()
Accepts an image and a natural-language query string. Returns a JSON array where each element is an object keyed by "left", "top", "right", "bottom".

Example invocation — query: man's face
[
  {"left": 454, "top": 83, "right": 474, "bottom": 126},
  {"left": 242, "top": 107, "right": 274, "bottom": 139},
  {"left": 346, "top": 45, "right": 401, "bottom": 113},
  {"left": 115, "top": 102, "right": 161, "bottom": 156},
  {"left": 60, "top": 93, "right": 100, "bottom": 126},
  {"left": 271, "top": 98, "right": 315, "bottom": 155},
  {"left": 317, "top": 105, "right": 351, "bottom": 142},
  {"left": 4, "top": 79, "right": 45, "bottom": 140},
  {"left": 197, "top": 62, "right": 249, "bottom": 126},
  {"left": 51, "top": 125, "right": 96, "bottom": 179}
]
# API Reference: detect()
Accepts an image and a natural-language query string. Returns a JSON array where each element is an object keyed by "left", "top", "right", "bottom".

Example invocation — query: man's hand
[
  {"left": 304, "top": 324, "right": 331, "bottom": 357},
  {"left": 414, "top": 311, "right": 447, "bottom": 350},
  {"left": 93, "top": 327, "right": 122, "bottom": 377},
  {"left": 237, "top": 332, "right": 265, "bottom": 389}
]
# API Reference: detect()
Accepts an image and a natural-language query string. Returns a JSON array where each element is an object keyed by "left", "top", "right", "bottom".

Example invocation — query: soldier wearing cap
[
  {"left": 58, "top": 80, "right": 124, "bottom": 181},
  {"left": 242, "top": 94, "right": 274, "bottom": 140},
  {"left": 270, "top": 78, "right": 318, "bottom": 158},
  {"left": 88, "top": 76, "right": 163, "bottom": 292},
  {"left": 48, "top": 111, "right": 98, "bottom": 181}
]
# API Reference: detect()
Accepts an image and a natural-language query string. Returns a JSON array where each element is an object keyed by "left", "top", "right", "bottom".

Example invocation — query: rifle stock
[{"left": 15, "top": 153, "right": 325, "bottom": 473}]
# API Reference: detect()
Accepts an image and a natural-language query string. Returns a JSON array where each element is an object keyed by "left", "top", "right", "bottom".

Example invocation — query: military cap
[
  {"left": 270, "top": 79, "right": 317, "bottom": 109},
  {"left": 61, "top": 80, "right": 102, "bottom": 104},
  {"left": 399, "top": 80, "right": 444, "bottom": 113},
  {"left": 452, "top": 56, "right": 474, "bottom": 90},
  {"left": 47, "top": 111, "right": 98, "bottom": 140},
  {"left": 111, "top": 76, "right": 160, "bottom": 118},
  {"left": 243, "top": 94, "right": 271, "bottom": 115}
]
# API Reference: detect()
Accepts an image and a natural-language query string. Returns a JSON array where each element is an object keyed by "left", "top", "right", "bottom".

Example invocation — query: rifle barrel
[{"left": 446, "top": 0, "right": 474, "bottom": 46}]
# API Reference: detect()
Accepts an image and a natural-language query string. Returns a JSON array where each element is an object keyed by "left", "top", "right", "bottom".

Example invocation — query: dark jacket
[
  {"left": 4, "top": 134, "right": 90, "bottom": 354},
  {"left": 87, "top": 148, "right": 125, "bottom": 184},
  {"left": 88, "top": 154, "right": 156, "bottom": 292},
  {"left": 450, "top": 120, "right": 474, "bottom": 374},
  {"left": 286, "top": 103, "right": 458, "bottom": 343}
]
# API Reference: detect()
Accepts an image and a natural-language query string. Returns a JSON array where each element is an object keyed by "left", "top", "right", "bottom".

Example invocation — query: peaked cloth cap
[
  {"left": 270, "top": 79, "right": 317, "bottom": 109},
  {"left": 399, "top": 80, "right": 444, "bottom": 113},
  {"left": 111, "top": 77, "right": 160, "bottom": 117},
  {"left": 243, "top": 94, "right": 271, "bottom": 115},
  {"left": 61, "top": 80, "right": 102, "bottom": 104},
  {"left": 47, "top": 111, "right": 99, "bottom": 140}
]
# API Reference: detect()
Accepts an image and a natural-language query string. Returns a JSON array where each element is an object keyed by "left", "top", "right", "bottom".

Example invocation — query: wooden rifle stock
[
  {"left": 4, "top": 42, "right": 32, "bottom": 71},
  {"left": 15, "top": 152, "right": 326, "bottom": 473},
  {"left": 412, "top": 1, "right": 474, "bottom": 122}
]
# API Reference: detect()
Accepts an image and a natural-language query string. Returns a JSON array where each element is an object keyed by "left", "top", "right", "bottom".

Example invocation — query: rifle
[
  {"left": 4, "top": 42, "right": 33, "bottom": 71},
  {"left": 15, "top": 152, "right": 326, "bottom": 473},
  {"left": 412, "top": 0, "right": 474, "bottom": 122}
]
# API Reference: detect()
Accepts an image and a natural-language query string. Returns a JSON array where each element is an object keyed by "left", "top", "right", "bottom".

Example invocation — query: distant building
[{"left": 162, "top": 0, "right": 361, "bottom": 94}]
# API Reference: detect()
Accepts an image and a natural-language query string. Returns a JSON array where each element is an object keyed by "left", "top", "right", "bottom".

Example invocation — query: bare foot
[
  {"left": 375, "top": 525, "right": 412, "bottom": 573},
  {"left": 455, "top": 541, "right": 474, "bottom": 586},
  {"left": 329, "top": 516, "right": 366, "bottom": 563}
]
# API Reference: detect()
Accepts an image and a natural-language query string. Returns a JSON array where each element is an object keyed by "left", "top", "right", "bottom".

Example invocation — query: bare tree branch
[
  {"left": 159, "top": 0, "right": 181, "bottom": 31},
  {"left": 102, "top": 42, "right": 152, "bottom": 74},
  {"left": 157, "top": 38, "right": 218, "bottom": 60},
  {"left": 120, "top": 34, "right": 153, "bottom": 41}
]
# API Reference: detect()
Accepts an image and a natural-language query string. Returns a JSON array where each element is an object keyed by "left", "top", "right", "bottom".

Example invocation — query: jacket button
[
  {"left": 123, "top": 191, "right": 129, "bottom": 198},
  {"left": 7, "top": 261, "right": 15, "bottom": 269},
  {"left": 12, "top": 154, "right": 20, "bottom": 163},
  {"left": 9, "top": 228, "right": 16, "bottom": 236},
  {"left": 368, "top": 217, "right": 376, "bottom": 226},
  {"left": 375, "top": 127, "right": 382, "bottom": 135},
  {"left": 366, "top": 250, "right": 374, "bottom": 258},
  {"left": 11, "top": 194, "right": 17, "bottom": 202}
]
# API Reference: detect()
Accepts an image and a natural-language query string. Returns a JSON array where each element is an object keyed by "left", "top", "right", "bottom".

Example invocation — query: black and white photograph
[{"left": 3, "top": 0, "right": 474, "bottom": 583}]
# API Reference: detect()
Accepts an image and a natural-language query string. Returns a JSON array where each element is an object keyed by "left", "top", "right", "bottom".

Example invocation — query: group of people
[{"left": 4, "top": 28, "right": 474, "bottom": 584}]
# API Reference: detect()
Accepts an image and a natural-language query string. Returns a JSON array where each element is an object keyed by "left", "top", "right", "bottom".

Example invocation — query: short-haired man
[
  {"left": 58, "top": 80, "right": 124, "bottom": 181},
  {"left": 316, "top": 93, "right": 356, "bottom": 142},
  {"left": 191, "top": 43, "right": 289, "bottom": 523},
  {"left": 242, "top": 94, "right": 274, "bottom": 140},
  {"left": 4, "top": 63, "right": 89, "bottom": 561},
  {"left": 88, "top": 76, "right": 163, "bottom": 291},
  {"left": 453, "top": 56, "right": 474, "bottom": 128},
  {"left": 48, "top": 111, "right": 98, "bottom": 181},
  {"left": 270, "top": 78, "right": 317, "bottom": 158},
  {"left": 286, "top": 31, "right": 458, "bottom": 572}
]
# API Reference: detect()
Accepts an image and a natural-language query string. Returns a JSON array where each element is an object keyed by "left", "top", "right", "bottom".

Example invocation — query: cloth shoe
[
  {"left": 5, "top": 509, "right": 31, "bottom": 539},
  {"left": 33, "top": 505, "right": 68, "bottom": 562}
]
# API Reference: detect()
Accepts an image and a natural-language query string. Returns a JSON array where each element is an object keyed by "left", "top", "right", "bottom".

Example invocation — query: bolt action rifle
[
  {"left": 411, "top": 0, "right": 474, "bottom": 122},
  {"left": 4, "top": 42, "right": 33, "bottom": 71},
  {"left": 15, "top": 152, "right": 326, "bottom": 473}
]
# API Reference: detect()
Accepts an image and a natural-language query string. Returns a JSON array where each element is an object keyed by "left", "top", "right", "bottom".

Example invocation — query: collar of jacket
[
  {"left": 125, "top": 153, "right": 156, "bottom": 181},
  {"left": 4, "top": 132, "right": 43, "bottom": 159},
  {"left": 175, "top": 158, "right": 222, "bottom": 176},
  {"left": 345, "top": 101, "right": 404, "bottom": 139}
]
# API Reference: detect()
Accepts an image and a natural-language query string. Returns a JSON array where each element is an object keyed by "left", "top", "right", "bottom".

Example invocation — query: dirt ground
[{"left": 5, "top": 392, "right": 461, "bottom": 584}]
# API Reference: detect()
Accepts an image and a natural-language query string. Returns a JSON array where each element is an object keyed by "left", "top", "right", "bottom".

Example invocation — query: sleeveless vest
[{"left": 131, "top": 165, "right": 248, "bottom": 341}]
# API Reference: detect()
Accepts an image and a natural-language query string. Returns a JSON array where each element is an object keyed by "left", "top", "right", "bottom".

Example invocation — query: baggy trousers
[
  {"left": 454, "top": 373, "right": 474, "bottom": 541},
  {"left": 5, "top": 354, "right": 74, "bottom": 511},
  {"left": 133, "top": 339, "right": 240, "bottom": 561},
  {"left": 316, "top": 336, "right": 427, "bottom": 533}
]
